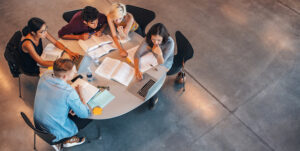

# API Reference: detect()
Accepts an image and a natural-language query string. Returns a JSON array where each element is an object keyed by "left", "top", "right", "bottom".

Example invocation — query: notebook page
[
  {"left": 71, "top": 78, "right": 99, "bottom": 104},
  {"left": 95, "top": 57, "right": 120, "bottom": 79},
  {"left": 111, "top": 62, "right": 135, "bottom": 86},
  {"left": 41, "top": 43, "right": 62, "bottom": 61},
  {"left": 88, "top": 89, "right": 115, "bottom": 109},
  {"left": 78, "top": 37, "right": 98, "bottom": 52},
  {"left": 140, "top": 52, "right": 158, "bottom": 73}
]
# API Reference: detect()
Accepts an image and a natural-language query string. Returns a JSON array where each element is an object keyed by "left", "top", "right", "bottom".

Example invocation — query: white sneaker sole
[{"left": 63, "top": 138, "right": 86, "bottom": 148}]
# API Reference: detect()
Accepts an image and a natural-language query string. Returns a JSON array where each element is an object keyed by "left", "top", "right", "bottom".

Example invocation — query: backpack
[{"left": 4, "top": 31, "right": 23, "bottom": 77}]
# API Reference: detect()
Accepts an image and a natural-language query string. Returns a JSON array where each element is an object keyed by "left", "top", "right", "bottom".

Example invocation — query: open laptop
[
  {"left": 73, "top": 54, "right": 93, "bottom": 74},
  {"left": 127, "top": 65, "right": 166, "bottom": 100}
]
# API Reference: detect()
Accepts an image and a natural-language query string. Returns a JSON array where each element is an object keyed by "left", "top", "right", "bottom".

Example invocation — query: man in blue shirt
[{"left": 34, "top": 58, "right": 91, "bottom": 150}]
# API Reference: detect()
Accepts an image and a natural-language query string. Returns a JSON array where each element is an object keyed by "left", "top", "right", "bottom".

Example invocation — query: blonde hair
[{"left": 108, "top": 3, "right": 127, "bottom": 20}]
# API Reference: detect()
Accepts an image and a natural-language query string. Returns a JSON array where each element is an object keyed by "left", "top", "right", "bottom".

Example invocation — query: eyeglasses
[{"left": 39, "top": 26, "right": 48, "bottom": 34}]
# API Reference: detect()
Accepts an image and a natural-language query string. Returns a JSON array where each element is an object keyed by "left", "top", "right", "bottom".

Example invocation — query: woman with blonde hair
[{"left": 107, "top": 3, "right": 142, "bottom": 57}]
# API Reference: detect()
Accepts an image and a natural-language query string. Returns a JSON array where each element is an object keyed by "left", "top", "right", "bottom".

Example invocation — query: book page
[
  {"left": 71, "top": 78, "right": 99, "bottom": 104},
  {"left": 95, "top": 57, "right": 120, "bottom": 79},
  {"left": 111, "top": 62, "right": 135, "bottom": 86},
  {"left": 92, "top": 35, "right": 113, "bottom": 46},
  {"left": 41, "top": 43, "right": 62, "bottom": 61},
  {"left": 102, "top": 44, "right": 116, "bottom": 53},
  {"left": 139, "top": 52, "right": 158, "bottom": 73},
  {"left": 78, "top": 37, "right": 98, "bottom": 52},
  {"left": 88, "top": 89, "right": 115, "bottom": 109},
  {"left": 87, "top": 47, "right": 107, "bottom": 59}
]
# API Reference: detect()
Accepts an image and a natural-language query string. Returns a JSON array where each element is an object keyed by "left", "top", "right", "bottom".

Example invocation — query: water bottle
[{"left": 87, "top": 67, "right": 93, "bottom": 82}]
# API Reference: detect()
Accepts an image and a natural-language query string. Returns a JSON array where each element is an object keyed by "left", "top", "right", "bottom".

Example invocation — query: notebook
[
  {"left": 71, "top": 78, "right": 115, "bottom": 108},
  {"left": 126, "top": 46, "right": 158, "bottom": 73},
  {"left": 95, "top": 57, "right": 135, "bottom": 86},
  {"left": 78, "top": 34, "right": 114, "bottom": 52},
  {"left": 41, "top": 43, "right": 63, "bottom": 61}
]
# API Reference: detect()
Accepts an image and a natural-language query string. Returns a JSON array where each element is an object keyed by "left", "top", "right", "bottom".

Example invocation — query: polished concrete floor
[{"left": 0, "top": 0, "right": 300, "bottom": 151}]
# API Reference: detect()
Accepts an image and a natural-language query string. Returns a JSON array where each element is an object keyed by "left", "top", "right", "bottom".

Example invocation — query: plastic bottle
[{"left": 87, "top": 67, "right": 93, "bottom": 82}]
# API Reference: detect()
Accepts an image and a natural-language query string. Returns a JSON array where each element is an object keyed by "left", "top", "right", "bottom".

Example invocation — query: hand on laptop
[{"left": 135, "top": 69, "right": 143, "bottom": 80}]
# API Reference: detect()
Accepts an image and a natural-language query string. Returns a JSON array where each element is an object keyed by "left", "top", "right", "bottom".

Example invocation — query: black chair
[
  {"left": 62, "top": 9, "right": 82, "bottom": 23},
  {"left": 20, "top": 112, "right": 61, "bottom": 151},
  {"left": 126, "top": 5, "right": 156, "bottom": 37},
  {"left": 167, "top": 31, "right": 194, "bottom": 92}
]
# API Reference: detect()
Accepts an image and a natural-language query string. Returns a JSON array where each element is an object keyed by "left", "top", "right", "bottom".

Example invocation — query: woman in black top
[{"left": 20, "top": 17, "right": 78, "bottom": 75}]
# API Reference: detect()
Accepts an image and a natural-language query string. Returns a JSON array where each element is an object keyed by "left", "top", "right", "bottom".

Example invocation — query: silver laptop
[
  {"left": 127, "top": 65, "right": 166, "bottom": 100},
  {"left": 73, "top": 54, "right": 93, "bottom": 74}
]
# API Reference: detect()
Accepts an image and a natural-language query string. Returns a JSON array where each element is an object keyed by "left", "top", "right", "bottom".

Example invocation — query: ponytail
[
  {"left": 22, "top": 26, "right": 31, "bottom": 36},
  {"left": 22, "top": 17, "right": 45, "bottom": 36}
]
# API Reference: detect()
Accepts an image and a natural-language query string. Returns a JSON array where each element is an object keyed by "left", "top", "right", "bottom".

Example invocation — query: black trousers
[{"left": 68, "top": 114, "right": 92, "bottom": 130}]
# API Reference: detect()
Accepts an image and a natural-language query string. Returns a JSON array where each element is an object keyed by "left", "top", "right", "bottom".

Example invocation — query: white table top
[{"left": 59, "top": 32, "right": 167, "bottom": 120}]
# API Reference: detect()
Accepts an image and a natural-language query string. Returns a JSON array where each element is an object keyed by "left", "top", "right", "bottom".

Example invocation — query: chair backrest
[
  {"left": 62, "top": 9, "right": 82, "bottom": 23},
  {"left": 126, "top": 5, "right": 155, "bottom": 37},
  {"left": 175, "top": 31, "right": 194, "bottom": 63},
  {"left": 4, "top": 31, "right": 23, "bottom": 78},
  {"left": 20, "top": 112, "right": 57, "bottom": 145},
  {"left": 167, "top": 31, "right": 194, "bottom": 75}
]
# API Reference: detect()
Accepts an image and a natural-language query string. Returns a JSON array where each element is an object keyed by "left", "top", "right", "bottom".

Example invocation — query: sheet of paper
[
  {"left": 88, "top": 90, "right": 115, "bottom": 109},
  {"left": 139, "top": 52, "right": 158, "bottom": 73},
  {"left": 111, "top": 62, "right": 135, "bottom": 86},
  {"left": 41, "top": 43, "right": 62, "bottom": 61},
  {"left": 71, "top": 78, "right": 99, "bottom": 104},
  {"left": 95, "top": 57, "right": 120, "bottom": 79}
]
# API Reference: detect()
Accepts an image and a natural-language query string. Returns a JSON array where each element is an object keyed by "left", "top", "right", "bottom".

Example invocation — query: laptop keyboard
[{"left": 138, "top": 79, "right": 155, "bottom": 98}]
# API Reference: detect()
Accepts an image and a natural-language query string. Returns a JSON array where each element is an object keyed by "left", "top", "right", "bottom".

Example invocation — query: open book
[
  {"left": 127, "top": 46, "right": 158, "bottom": 73},
  {"left": 41, "top": 43, "right": 63, "bottom": 61},
  {"left": 95, "top": 57, "right": 135, "bottom": 86},
  {"left": 71, "top": 78, "right": 114, "bottom": 109},
  {"left": 78, "top": 35, "right": 116, "bottom": 59}
]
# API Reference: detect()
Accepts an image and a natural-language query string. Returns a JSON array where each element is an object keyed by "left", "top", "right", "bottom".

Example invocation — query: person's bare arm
[
  {"left": 123, "top": 13, "right": 134, "bottom": 36},
  {"left": 152, "top": 45, "right": 164, "bottom": 64},
  {"left": 107, "top": 15, "right": 128, "bottom": 57},
  {"left": 46, "top": 33, "right": 80, "bottom": 59},
  {"left": 22, "top": 41, "right": 53, "bottom": 67},
  {"left": 134, "top": 57, "right": 143, "bottom": 80},
  {"left": 95, "top": 23, "right": 107, "bottom": 37}
]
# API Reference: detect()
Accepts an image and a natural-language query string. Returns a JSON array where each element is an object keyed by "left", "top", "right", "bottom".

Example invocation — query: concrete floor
[{"left": 0, "top": 0, "right": 300, "bottom": 151}]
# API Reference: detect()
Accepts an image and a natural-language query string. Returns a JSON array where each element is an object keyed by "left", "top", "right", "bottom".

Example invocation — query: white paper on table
[
  {"left": 71, "top": 78, "right": 99, "bottom": 104},
  {"left": 41, "top": 43, "right": 63, "bottom": 61},
  {"left": 95, "top": 57, "right": 120, "bottom": 79},
  {"left": 78, "top": 35, "right": 113, "bottom": 52},
  {"left": 111, "top": 62, "right": 135, "bottom": 86}
]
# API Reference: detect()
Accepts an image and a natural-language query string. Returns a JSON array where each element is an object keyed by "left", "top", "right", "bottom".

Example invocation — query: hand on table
[
  {"left": 119, "top": 48, "right": 128, "bottom": 57},
  {"left": 79, "top": 33, "right": 90, "bottom": 40},
  {"left": 135, "top": 69, "right": 143, "bottom": 81},
  {"left": 94, "top": 31, "right": 102, "bottom": 37},
  {"left": 67, "top": 51, "right": 80, "bottom": 60}
]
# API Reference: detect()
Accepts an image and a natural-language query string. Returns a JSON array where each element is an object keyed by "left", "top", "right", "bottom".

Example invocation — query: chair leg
[
  {"left": 34, "top": 132, "right": 37, "bottom": 151},
  {"left": 182, "top": 70, "right": 186, "bottom": 92},
  {"left": 18, "top": 76, "right": 22, "bottom": 98}
]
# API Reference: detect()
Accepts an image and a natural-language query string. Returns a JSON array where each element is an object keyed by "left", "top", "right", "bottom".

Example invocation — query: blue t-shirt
[{"left": 34, "top": 71, "right": 90, "bottom": 142}]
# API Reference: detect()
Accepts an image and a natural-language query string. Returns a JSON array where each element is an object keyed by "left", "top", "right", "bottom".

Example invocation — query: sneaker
[
  {"left": 149, "top": 98, "right": 159, "bottom": 110},
  {"left": 51, "top": 144, "right": 62, "bottom": 151},
  {"left": 63, "top": 136, "right": 86, "bottom": 148}
]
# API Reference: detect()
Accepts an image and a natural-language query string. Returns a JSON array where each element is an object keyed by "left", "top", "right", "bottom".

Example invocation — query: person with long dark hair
[
  {"left": 20, "top": 17, "right": 78, "bottom": 75},
  {"left": 134, "top": 23, "right": 174, "bottom": 109}
]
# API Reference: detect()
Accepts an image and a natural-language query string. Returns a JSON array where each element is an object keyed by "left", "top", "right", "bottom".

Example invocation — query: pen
[
  {"left": 97, "top": 86, "right": 110, "bottom": 90},
  {"left": 150, "top": 64, "right": 158, "bottom": 71}
]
